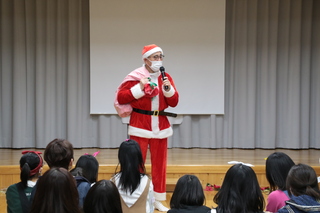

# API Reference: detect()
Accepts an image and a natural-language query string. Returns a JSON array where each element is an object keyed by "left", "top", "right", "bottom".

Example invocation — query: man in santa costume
[{"left": 116, "top": 44, "right": 179, "bottom": 211}]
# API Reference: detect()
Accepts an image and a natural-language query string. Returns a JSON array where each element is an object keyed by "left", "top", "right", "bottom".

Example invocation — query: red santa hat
[{"left": 142, "top": 44, "right": 163, "bottom": 59}]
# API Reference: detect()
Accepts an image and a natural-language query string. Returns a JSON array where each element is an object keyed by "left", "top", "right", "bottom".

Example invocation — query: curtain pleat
[{"left": 0, "top": 0, "right": 319, "bottom": 149}]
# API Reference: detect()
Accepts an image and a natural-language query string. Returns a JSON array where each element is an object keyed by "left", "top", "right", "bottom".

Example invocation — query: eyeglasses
[{"left": 148, "top": 54, "right": 165, "bottom": 60}]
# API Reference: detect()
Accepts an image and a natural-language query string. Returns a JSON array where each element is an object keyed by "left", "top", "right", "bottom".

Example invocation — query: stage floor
[
  {"left": 1, "top": 148, "right": 320, "bottom": 213},
  {"left": 1, "top": 148, "right": 320, "bottom": 166}
]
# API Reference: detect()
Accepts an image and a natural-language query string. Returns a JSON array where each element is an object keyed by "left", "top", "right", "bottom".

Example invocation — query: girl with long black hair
[{"left": 112, "top": 139, "right": 154, "bottom": 213}]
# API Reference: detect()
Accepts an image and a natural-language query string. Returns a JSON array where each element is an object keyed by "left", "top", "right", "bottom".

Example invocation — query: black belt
[{"left": 133, "top": 108, "right": 177, "bottom": 117}]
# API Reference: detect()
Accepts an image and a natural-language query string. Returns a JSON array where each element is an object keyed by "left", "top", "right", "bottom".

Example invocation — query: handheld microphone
[{"left": 160, "top": 66, "right": 169, "bottom": 90}]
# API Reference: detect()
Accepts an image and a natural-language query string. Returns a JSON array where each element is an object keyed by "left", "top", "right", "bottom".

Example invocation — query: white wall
[{"left": 90, "top": 0, "right": 225, "bottom": 114}]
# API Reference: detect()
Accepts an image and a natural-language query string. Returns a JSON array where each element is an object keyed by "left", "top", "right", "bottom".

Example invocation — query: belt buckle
[{"left": 153, "top": 110, "right": 159, "bottom": 116}]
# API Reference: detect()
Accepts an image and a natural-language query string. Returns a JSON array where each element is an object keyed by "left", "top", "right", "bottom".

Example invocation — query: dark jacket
[
  {"left": 277, "top": 195, "right": 320, "bottom": 213},
  {"left": 74, "top": 176, "right": 91, "bottom": 208}
]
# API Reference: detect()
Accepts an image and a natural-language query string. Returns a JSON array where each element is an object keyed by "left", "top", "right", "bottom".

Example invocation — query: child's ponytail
[{"left": 20, "top": 162, "right": 31, "bottom": 187}]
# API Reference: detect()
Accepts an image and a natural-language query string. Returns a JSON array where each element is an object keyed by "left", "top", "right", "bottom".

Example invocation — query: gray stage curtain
[{"left": 0, "top": 0, "right": 319, "bottom": 149}]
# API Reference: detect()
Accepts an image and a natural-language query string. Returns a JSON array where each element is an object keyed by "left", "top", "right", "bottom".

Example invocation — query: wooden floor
[
  {"left": 1, "top": 148, "right": 319, "bottom": 166},
  {"left": 1, "top": 148, "right": 319, "bottom": 213}
]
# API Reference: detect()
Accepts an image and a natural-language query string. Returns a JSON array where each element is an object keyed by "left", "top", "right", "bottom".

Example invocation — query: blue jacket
[
  {"left": 75, "top": 176, "right": 91, "bottom": 208},
  {"left": 277, "top": 195, "right": 320, "bottom": 213}
]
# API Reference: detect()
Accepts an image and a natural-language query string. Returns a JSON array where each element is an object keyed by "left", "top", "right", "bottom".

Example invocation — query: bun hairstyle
[{"left": 20, "top": 151, "right": 43, "bottom": 187}]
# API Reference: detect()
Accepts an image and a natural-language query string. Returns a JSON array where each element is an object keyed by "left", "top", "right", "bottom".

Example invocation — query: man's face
[{"left": 144, "top": 51, "right": 164, "bottom": 65}]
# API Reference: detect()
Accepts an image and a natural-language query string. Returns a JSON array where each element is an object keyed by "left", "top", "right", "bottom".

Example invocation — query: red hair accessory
[{"left": 21, "top": 151, "right": 43, "bottom": 176}]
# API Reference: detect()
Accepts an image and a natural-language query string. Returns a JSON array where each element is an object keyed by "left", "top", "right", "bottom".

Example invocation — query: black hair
[
  {"left": 286, "top": 163, "right": 320, "bottom": 199},
  {"left": 170, "top": 175, "right": 206, "bottom": 209},
  {"left": 214, "top": 164, "right": 265, "bottom": 213},
  {"left": 266, "top": 152, "right": 295, "bottom": 191},
  {"left": 30, "top": 167, "right": 81, "bottom": 213},
  {"left": 83, "top": 180, "right": 122, "bottom": 213},
  {"left": 70, "top": 167, "right": 87, "bottom": 181},
  {"left": 75, "top": 155, "right": 99, "bottom": 183},
  {"left": 19, "top": 152, "right": 42, "bottom": 188},
  {"left": 44, "top": 138, "right": 74, "bottom": 169},
  {"left": 115, "top": 139, "right": 146, "bottom": 194}
]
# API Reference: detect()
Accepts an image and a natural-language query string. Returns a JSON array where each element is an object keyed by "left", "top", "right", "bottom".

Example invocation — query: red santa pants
[{"left": 130, "top": 135, "right": 167, "bottom": 200}]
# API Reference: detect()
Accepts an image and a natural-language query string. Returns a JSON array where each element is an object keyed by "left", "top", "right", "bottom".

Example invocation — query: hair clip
[
  {"left": 125, "top": 139, "right": 130, "bottom": 141},
  {"left": 92, "top": 151, "right": 100, "bottom": 157},
  {"left": 228, "top": 161, "right": 254, "bottom": 167},
  {"left": 84, "top": 151, "right": 100, "bottom": 157}
]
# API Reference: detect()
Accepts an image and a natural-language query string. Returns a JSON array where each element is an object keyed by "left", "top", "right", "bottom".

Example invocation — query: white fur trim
[
  {"left": 163, "top": 86, "right": 175, "bottom": 98},
  {"left": 142, "top": 47, "right": 163, "bottom": 59},
  {"left": 128, "top": 126, "right": 173, "bottom": 139},
  {"left": 131, "top": 83, "right": 145, "bottom": 99},
  {"left": 154, "top": 191, "right": 166, "bottom": 201},
  {"left": 151, "top": 74, "right": 160, "bottom": 134}
]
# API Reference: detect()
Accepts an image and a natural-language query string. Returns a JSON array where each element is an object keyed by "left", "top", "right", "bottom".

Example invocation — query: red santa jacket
[{"left": 117, "top": 66, "right": 179, "bottom": 139}]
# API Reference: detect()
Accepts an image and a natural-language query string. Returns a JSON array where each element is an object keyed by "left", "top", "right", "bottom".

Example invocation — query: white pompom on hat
[{"left": 142, "top": 44, "right": 163, "bottom": 59}]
